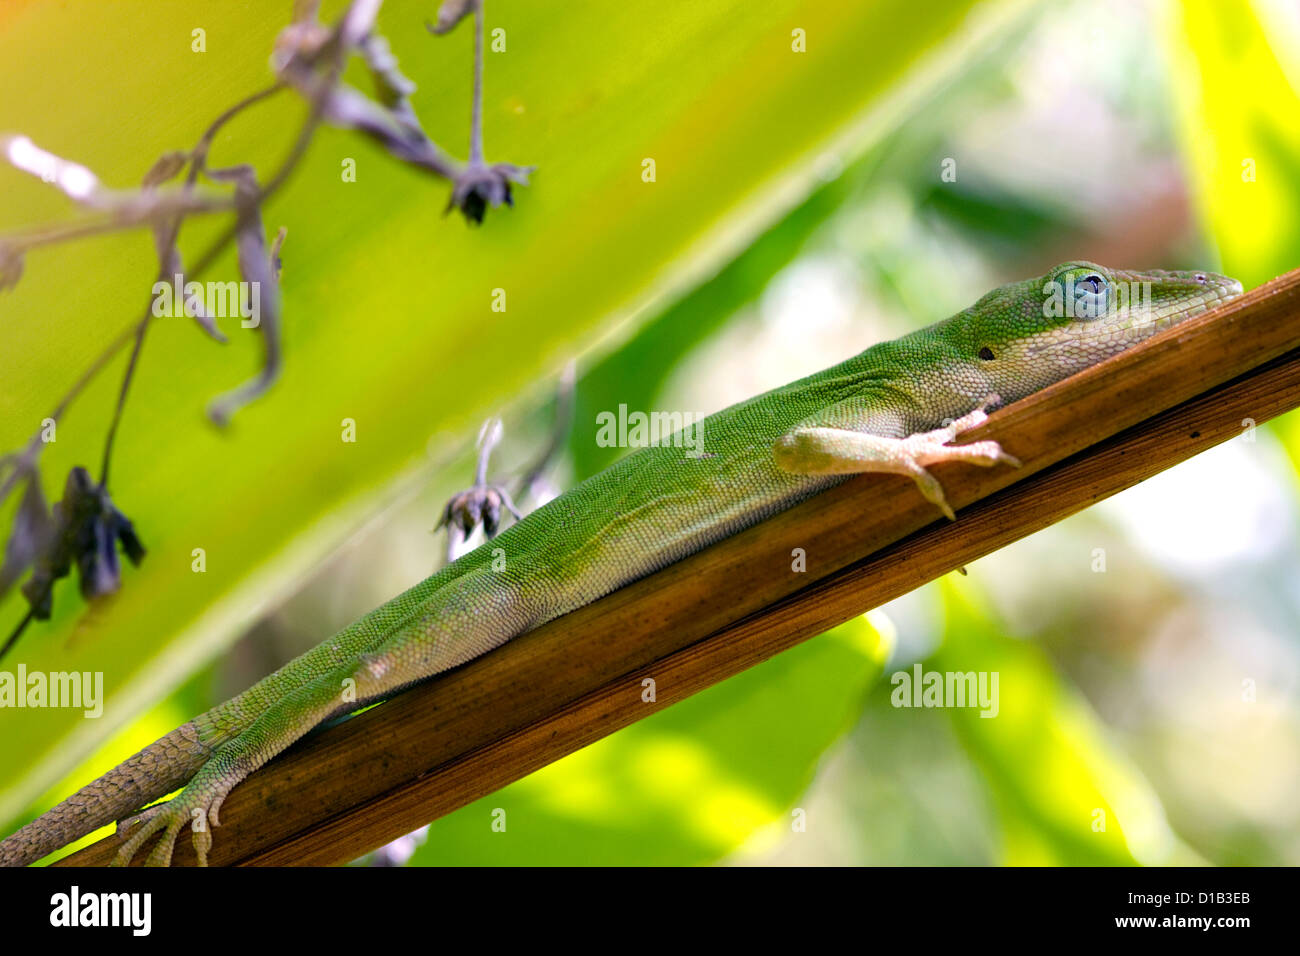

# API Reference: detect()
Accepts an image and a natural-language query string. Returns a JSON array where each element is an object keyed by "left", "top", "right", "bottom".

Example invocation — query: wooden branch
[{"left": 61, "top": 268, "right": 1300, "bottom": 866}]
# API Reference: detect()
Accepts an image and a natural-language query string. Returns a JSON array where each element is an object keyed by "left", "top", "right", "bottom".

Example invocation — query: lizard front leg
[{"left": 774, "top": 395, "right": 1020, "bottom": 520}]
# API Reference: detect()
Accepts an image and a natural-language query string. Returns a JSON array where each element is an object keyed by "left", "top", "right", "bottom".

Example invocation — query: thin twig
[
  {"left": 191, "top": 82, "right": 288, "bottom": 178},
  {"left": 474, "top": 419, "right": 501, "bottom": 486},
  {"left": 98, "top": 81, "right": 298, "bottom": 487},
  {"left": 0, "top": 607, "right": 34, "bottom": 663},
  {"left": 469, "top": 2, "right": 485, "bottom": 164},
  {"left": 514, "top": 360, "right": 577, "bottom": 501}
]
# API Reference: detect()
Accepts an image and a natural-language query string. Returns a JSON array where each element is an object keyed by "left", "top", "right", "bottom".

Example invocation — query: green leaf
[
  {"left": 935, "top": 579, "right": 1196, "bottom": 865},
  {"left": 0, "top": 0, "right": 1021, "bottom": 826},
  {"left": 1164, "top": 1, "right": 1300, "bottom": 488},
  {"left": 1162, "top": 0, "right": 1300, "bottom": 285}
]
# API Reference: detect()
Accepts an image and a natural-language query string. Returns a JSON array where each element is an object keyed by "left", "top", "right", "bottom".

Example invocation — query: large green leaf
[
  {"left": 1162, "top": 0, "right": 1300, "bottom": 286},
  {"left": 1163, "top": 0, "right": 1300, "bottom": 488},
  {"left": 0, "top": 0, "right": 1020, "bottom": 826},
  {"left": 935, "top": 580, "right": 1195, "bottom": 865}
]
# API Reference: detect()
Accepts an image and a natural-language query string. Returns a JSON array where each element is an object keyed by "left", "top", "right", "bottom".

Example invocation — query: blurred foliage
[
  {"left": 935, "top": 580, "right": 1193, "bottom": 866},
  {"left": 568, "top": 175, "right": 852, "bottom": 481},
  {"left": 1164, "top": 0, "right": 1300, "bottom": 288}
]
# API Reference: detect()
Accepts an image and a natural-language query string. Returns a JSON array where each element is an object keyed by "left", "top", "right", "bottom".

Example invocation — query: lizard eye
[
  {"left": 1071, "top": 270, "right": 1109, "bottom": 319},
  {"left": 1043, "top": 263, "right": 1112, "bottom": 321}
]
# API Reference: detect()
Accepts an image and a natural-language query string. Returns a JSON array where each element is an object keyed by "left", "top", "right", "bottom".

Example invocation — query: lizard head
[{"left": 961, "top": 260, "right": 1244, "bottom": 399}]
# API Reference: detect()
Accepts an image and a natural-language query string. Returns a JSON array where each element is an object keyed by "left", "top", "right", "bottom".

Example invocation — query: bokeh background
[{"left": 1, "top": 0, "right": 1297, "bottom": 865}]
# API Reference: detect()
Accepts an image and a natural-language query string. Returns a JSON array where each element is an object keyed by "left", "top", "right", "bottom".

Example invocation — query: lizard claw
[
  {"left": 112, "top": 784, "right": 225, "bottom": 866},
  {"left": 114, "top": 802, "right": 184, "bottom": 867},
  {"left": 775, "top": 393, "right": 1023, "bottom": 522},
  {"left": 901, "top": 399, "right": 1021, "bottom": 519}
]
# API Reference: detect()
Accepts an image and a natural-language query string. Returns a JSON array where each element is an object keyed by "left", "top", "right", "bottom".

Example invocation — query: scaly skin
[{"left": 0, "top": 261, "right": 1242, "bottom": 866}]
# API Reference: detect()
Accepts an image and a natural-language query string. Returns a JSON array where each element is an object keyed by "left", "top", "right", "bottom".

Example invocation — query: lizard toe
[{"left": 112, "top": 803, "right": 173, "bottom": 867}]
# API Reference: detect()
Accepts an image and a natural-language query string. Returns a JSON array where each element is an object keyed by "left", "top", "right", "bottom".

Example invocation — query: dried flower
[
  {"left": 427, "top": 0, "right": 480, "bottom": 35},
  {"left": 21, "top": 466, "right": 145, "bottom": 619},
  {"left": 141, "top": 151, "right": 190, "bottom": 189},
  {"left": 437, "top": 484, "right": 522, "bottom": 541},
  {"left": 0, "top": 243, "right": 22, "bottom": 292},
  {"left": 0, "top": 468, "right": 52, "bottom": 600},
  {"left": 204, "top": 165, "right": 283, "bottom": 426},
  {"left": 448, "top": 162, "right": 532, "bottom": 224}
]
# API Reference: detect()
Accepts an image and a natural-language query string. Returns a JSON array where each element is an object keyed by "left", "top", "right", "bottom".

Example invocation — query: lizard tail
[{"left": 0, "top": 721, "right": 212, "bottom": 867}]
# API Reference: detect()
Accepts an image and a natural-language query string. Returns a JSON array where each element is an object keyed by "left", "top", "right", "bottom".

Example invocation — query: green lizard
[{"left": 0, "top": 261, "right": 1242, "bottom": 867}]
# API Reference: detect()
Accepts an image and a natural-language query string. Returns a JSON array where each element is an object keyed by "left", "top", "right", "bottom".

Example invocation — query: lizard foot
[
  {"left": 774, "top": 394, "right": 1022, "bottom": 521},
  {"left": 113, "top": 777, "right": 231, "bottom": 867},
  {"left": 900, "top": 395, "right": 1021, "bottom": 521}
]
